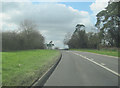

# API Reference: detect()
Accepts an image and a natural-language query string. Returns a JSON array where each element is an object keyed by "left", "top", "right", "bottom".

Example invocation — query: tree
[
  {"left": 2, "top": 31, "right": 20, "bottom": 51},
  {"left": 66, "top": 24, "right": 88, "bottom": 49},
  {"left": 2, "top": 19, "right": 45, "bottom": 51},
  {"left": 18, "top": 20, "right": 45, "bottom": 49},
  {"left": 87, "top": 32, "right": 102, "bottom": 49},
  {"left": 63, "top": 32, "right": 72, "bottom": 45},
  {"left": 95, "top": 1, "right": 120, "bottom": 47},
  {"left": 74, "top": 24, "right": 85, "bottom": 33}
]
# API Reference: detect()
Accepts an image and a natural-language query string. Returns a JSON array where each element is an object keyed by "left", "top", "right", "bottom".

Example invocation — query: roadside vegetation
[
  {"left": 2, "top": 20, "right": 45, "bottom": 51},
  {"left": 2, "top": 49, "right": 60, "bottom": 86},
  {"left": 2, "top": 19, "right": 60, "bottom": 86},
  {"left": 64, "top": 1, "right": 120, "bottom": 55},
  {"left": 71, "top": 49, "right": 119, "bottom": 57}
]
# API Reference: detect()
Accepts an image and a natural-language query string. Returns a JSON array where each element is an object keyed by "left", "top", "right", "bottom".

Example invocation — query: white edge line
[
  {"left": 75, "top": 51, "right": 119, "bottom": 59},
  {"left": 101, "top": 63, "right": 105, "bottom": 66},
  {"left": 72, "top": 52, "right": 120, "bottom": 77}
]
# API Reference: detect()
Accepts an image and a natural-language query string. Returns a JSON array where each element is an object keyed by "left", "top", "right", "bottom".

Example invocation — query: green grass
[
  {"left": 71, "top": 49, "right": 119, "bottom": 57},
  {"left": 2, "top": 49, "right": 60, "bottom": 86}
]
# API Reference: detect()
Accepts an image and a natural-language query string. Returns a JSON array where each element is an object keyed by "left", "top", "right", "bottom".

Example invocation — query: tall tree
[
  {"left": 95, "top": 1, "right": 120, "bottom": 47},
  {"left": 67, "top": 24, "right": 88, "bottom": 49},
  {"left": 74, "top": 24, "right": 85, "bottom": 33}
]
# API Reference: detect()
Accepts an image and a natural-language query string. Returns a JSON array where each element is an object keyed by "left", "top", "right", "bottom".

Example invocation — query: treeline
[
  {"left": 64, "top": 24, "right": 100, "bottom": 49},
  {"left": 64, "top": 1, "right": 120, "bottom": 49},
  {"left": 2, "top": 20, "right": 45, "bottom": 51}
]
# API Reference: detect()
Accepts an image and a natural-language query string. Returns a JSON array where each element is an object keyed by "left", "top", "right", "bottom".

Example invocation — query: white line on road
[
  {"left": 90, "top": 58, "right": 94, "bottom": 61},
  {"left": 100, "top": 63, "right": 105, "bottom": 66},
  {"left": 72, "top": 52, "right": 120, "bottom": 77},
  {"left": 74, "top": 51, "right": 118, "bottom": 59}
]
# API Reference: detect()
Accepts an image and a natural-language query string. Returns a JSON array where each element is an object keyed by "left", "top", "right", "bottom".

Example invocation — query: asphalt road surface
[{"left": 44, "top": 50, "right": 119, "bottom": 86}]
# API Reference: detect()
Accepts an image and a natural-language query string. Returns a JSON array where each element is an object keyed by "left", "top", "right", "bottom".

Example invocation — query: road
[{"left": 44, "top": 50, "right": 119, "bottom": 86}]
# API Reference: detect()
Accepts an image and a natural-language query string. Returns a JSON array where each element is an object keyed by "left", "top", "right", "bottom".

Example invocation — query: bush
[{"left": 2, "top": 20, "right": 45, "bottom": 51}]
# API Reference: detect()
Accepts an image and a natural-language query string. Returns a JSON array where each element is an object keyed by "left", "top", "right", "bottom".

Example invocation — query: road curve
[{"left": 44, "top": 50, "right": 118, "bottom": 86}]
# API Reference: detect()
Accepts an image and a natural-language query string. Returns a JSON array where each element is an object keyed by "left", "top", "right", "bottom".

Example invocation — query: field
[
  {"left": 72, "top": 49, "right": 119, "bottom": 57},
  {"left": 2, "top": 49, "right": 60, "bottom": 86}
]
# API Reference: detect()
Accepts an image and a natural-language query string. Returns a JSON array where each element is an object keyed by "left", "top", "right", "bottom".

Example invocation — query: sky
[{"left": 1, "top": 0, "right": 109, "bottom": 49}]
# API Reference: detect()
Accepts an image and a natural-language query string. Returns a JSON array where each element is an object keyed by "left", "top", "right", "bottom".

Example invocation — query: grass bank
[
  {"left": 71, "top": 49, "right": 119, "bottom": 57},
  {"left": 2, "top": 49, "right": 60, "bottom": 86}
]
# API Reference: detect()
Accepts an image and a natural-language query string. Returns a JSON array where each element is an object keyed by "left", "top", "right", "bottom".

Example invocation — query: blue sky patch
[{"left": 59, "top": 2, "right": 93, "bottom": 14}]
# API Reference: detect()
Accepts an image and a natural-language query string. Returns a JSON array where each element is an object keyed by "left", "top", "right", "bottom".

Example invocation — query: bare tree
[
  {"left": 63, "top": 32, "right": 72, "bottom": 45},
  {"left": 2, "top": 19, "right": 45, "bottom": 51},
  {"left": 18, "top": 19, "right": 45, "bottom": 49}
]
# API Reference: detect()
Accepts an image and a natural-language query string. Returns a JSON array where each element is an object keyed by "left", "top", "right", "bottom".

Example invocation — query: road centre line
[{"left": 71, "top": 52, "right": 120, "bottom": 77}]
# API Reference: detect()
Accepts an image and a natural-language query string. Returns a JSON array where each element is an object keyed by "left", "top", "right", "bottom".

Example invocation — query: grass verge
[
  {"left": 2, "top": 49, "right": 60, "bottom": 86},
  {"left": 71, "top": 49, "right": 119, "bottom": 57}
]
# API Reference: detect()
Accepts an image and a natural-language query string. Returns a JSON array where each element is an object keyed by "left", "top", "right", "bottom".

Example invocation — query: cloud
[
  {"left": 89, "top": 0, "right": 109, "bottom": 26},
  {"left": 2, "top": 2, "right": 94, "bottom": 48},
  {"left": 90, "top": 0, "right": 109, "bottom": 15}
]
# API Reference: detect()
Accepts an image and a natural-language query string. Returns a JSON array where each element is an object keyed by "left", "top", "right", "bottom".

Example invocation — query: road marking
[
  {"left": 75, "top": 51, "right": 118, "bottom": 59},
  {"left": 90, "top": 58, "right": 94, "bottom": 61},
  {"left": 72, "top": 52, "right": 120, "bottom": 77},
  {"left": 101, "top": 63, "right": 105, "bottom": 66}
]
